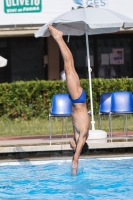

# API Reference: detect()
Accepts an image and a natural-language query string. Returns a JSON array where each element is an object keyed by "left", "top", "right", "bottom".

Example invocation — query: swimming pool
[{"left": 0, "top": 157, "right": 133, "bottom": 200}]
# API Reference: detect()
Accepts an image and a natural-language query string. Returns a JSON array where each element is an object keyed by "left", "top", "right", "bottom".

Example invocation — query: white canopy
[{"left": 35, "top": 6, "right": 133, "bottom": 38}]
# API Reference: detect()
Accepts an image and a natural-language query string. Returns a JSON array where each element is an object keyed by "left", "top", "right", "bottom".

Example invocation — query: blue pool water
[{"left": 0, "top": 157, "right": 133, "bottom": 200}]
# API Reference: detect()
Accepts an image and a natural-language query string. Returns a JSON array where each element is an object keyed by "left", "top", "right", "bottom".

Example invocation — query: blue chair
[
  {"left": 49, "top": 94, "right": 72, "bottom": 139},
  {"left": 109, "top": 91, "right": 133, "bottom": 137},
  {"left": 98, "top": 92, "right": 112, "bottom": 132}
]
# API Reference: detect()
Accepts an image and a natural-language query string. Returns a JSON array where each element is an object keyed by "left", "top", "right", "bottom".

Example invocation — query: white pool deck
[{"left": 0, "top": 132, "right": 133, "bottom": 154}]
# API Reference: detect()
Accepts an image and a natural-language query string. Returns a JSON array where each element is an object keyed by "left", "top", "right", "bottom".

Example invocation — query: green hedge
[{"left": 0, "top": 78, "right": 133, "bottom": 120}]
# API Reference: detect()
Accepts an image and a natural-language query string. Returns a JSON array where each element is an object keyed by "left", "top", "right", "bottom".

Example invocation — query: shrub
[{"left": 0, "top": 78, "right": 132, "bottom": 120}]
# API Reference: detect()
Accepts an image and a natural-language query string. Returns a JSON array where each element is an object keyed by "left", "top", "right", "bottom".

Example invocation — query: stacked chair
[
  {"left": 98, "top": 92, "right": 112, "bottom": 133},
  {"left": 49, "top": 94, "right": 72, "bottom": 139},
  {"left": 109, "top": 91, "right": 133, "bottom": 137},
  {"left": 99, "top": 91, "right": 133, "bottom": 137}
]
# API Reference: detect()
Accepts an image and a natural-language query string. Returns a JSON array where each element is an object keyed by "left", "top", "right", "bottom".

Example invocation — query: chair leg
[
  {"left": 49, "top": 116, "right": 52, "bottom": 140},
  {"left": 65, "top": 117, "right": 68, "bottom": 138},
  {"left": 108, "top": 115, "right": 110, "bottom": 137},
  {"left": 109, "top": 113, "right": 112, "bottom": 138},
  {"left": 125, "top": 115, "right": 128, "bottom": 137},
  {"left": 62, "top": 117, "right": 65, "bottom": 138},
  {"left": 108, "top": 115, "right": 110, "bottom": 136},
  {"left": 123, "top": 115, "right": 128, "bottom": 137},
  {"left": 111, "top": 115, "right": 113, "bottom": 138},
  {"left": 98, "top": 113, "right": 102, "bottom": 130},
  {"left": 123, "top": 115, "right": 126, "bottom": 134}
]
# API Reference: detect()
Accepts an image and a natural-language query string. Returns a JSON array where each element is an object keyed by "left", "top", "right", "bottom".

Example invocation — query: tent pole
[{"left": 85, "top": 32, "right": 95, "bottom": 130}]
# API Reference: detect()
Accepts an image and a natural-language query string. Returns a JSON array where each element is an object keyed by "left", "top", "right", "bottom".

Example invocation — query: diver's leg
[{"left": 48, "top": 25, "right": 82, "bottom": 99}]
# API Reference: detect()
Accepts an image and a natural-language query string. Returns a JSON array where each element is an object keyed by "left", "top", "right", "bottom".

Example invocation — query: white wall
[{"left": 0, "top": 0, "right": 133, "bottom": 26}]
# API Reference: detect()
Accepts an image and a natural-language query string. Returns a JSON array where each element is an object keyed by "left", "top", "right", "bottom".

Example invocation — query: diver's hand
[{"left": 71, "top": 160, "right": 78, "bottom": 176}]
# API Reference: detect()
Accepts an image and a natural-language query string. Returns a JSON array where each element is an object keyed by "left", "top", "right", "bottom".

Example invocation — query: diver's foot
[
  {"left": 70, "top": 139, "right": 76, "bottom": 151},
  {"left": 48, "top": 25, "right": 63, "bottom": 41},
  {"left": 71, "top": 160, "right": 78, "bottom": 176}
]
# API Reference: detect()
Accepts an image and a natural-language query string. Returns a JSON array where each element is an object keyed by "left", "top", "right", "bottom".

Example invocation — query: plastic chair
[
  {"left": 109, "top": 91, "right": 133, "bottom": 137},
  {"left": 49, "top": 94, "right": 72, "bottom": 139},
  {"left": 98, "top": 92, "right": 112, "bottom": 132}
]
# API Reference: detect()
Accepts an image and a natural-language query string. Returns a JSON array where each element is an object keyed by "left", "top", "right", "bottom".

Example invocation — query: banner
[{"left": 4, "top": 0, "right": 42, "bottom": 13}]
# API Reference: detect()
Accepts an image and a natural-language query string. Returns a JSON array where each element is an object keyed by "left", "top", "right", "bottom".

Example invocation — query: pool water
[{"left": 0, "top": 157, "right": 133, "bottom": 200}]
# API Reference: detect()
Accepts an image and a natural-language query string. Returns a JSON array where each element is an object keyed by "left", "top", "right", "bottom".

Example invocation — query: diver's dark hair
[
  {"left": 73, "top": 138, "right": 89, "bottom": 155},
  {"left": 81, "top": 142, "right": 89, "bottom": 154}
]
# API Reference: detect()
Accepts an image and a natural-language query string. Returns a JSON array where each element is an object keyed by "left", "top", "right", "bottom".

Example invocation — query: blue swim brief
[{"left": 69, "top": 89, "right": 86, "bottom": 104}]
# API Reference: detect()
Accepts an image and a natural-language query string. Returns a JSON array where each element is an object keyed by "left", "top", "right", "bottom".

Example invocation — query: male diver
[{"left": 48, "top": 25, "right": 89, "bottom": 176}]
